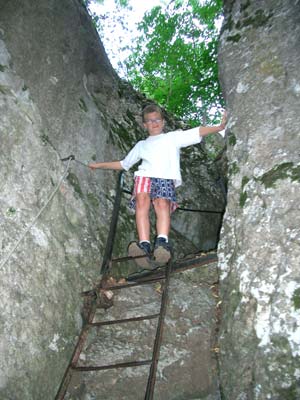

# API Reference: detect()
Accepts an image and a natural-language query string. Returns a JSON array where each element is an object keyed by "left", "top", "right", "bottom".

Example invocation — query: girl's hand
[
  {"left": 220, "top": 110, "right": 227, "bottom": 130},
  {"left": 88, "top": 163, "right": 97, "bottom": 170}
]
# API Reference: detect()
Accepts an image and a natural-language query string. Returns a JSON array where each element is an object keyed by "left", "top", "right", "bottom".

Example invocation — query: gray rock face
[
  {"left": 0, "top": 0, "right": 225, "bottom": 398},
  {"left": 218, "top": 1, "right": 300, "bottom": 399}
]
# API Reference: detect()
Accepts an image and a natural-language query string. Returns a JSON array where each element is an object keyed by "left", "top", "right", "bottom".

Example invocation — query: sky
[
  {"left": 90, "top": 0, "right": 164, "bottom": 21},
  {"left": 88, "top": 0, "right": 165, "bottom": 76},
  {"left": 89, "top": 0, "right": 164, "bottom": 26}
]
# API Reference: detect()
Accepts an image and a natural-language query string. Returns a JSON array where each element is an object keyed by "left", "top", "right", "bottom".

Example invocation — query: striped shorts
[{"left": 129, "top": 176, "right": 178, "bottom": 213}]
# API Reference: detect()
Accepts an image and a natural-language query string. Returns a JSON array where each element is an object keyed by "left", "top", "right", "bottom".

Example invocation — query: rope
[{"left": 0, "top": 158, "right": 72, "bottom": 270}]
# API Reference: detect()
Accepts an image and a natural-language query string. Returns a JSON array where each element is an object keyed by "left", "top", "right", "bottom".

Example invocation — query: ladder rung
[
  {"left": 82, "top": 276, "right": 165, "bottom": 297},
  {"left": 111, "top": 254, "right": 147, "bottom": 263},
  {"left": 72, "top": 359, "right": 152, "bottom": 371},
  {"left": 82, "top": 253, "right": 218, "bottom": 297},
  {"left": 89, "top": 313, "right": 160, "bottom": 327},
  {"left": 101, "top": 276, "right": 165, "bottom": 291}
]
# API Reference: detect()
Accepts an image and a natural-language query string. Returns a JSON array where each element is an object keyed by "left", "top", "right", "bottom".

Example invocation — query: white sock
[
  {"left": 157, "top": 234, "right": 168, "bottom": 242},
  {"left": 139, "top": 240, "right": 150, "bottom": 244}
]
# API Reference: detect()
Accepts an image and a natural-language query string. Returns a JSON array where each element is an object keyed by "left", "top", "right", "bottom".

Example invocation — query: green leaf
[{"left": 125, "top": 0, "right": 224, "bottom": 124}]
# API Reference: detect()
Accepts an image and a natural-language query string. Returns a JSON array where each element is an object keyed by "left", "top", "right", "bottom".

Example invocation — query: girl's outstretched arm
[
  {"left": 199, "top": 110, "right": 227, "bottom": 137},
  {"left": 88, "top": 161, "right": 123, "bottom": 170}
]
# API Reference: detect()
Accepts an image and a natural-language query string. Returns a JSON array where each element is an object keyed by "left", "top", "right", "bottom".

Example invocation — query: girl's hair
[{"left": 142, "top": 104, "right": 164, "bottom": 122}]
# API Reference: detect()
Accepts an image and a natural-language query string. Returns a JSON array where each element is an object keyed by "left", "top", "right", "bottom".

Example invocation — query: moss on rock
[
  {"left": 79, "top": 98, "right": 88, "bottom": 112},
  {"left": 239, "top": 191, "right": 248, "bottom": 208},
  {"left": 228, "top": 161, "right": 240, "bottom": 176},
  {"left": 67, "top": 172, "right": 83, "bottom": 197},
  {"left": 277, "top": 383, "right": 299, "bottom": 400},
  {"left": 226, "top": 33, "right": 242, "bottom": 43},
  {"left": 292, "top": 288, "right": 300, "bottom": 310},
  {"left": 239, "top": 176, "right": 250, "bottom": 207},
  {"left": 6, "top": 207, "right": 16, "bottom": 216},
  {"left": 259, "top": 162, "right": 300, "bottom": 188},
  {"left": 236, "top": 9, "right": 273, "bottom": 29},
  {"left": 86, "top": 192, "right": 99, "bottom": 208}
]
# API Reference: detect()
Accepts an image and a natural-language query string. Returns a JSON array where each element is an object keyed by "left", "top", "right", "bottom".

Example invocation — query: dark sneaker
[
  {"left": 153, "top": 237, "right": 171, "bottom": 266},
  {"left": 128, "top": 241, "right": 153, "bottom": 269}
]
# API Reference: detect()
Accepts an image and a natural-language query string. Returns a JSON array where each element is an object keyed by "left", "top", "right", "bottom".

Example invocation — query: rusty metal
[
  {"left": 73, "top": 359, "right": 152, "bottom": 372},
  {"left": 105, "top": 252, "right": 218, "bottom": 288},
  {"left": 55, "top": 301, "right": 97, "bottom": 400},
  {"left": 100, "top": 170, "right": 124, "bottom": 275},
  {"left": 89, "top": 313, "right": 160, "bottom": 327},
  {"left": 57, "top": 252, "right": 217, "bottom": 398},
  {"left": 56, "top": 166, "right": 224, "bottom": 398},
  {"left": 80, "top": 275, "right": 166, "bottom": 298},
  {"left": 145, "top": 261, "right": 172, "bottom": 400},
  {"left": 66, "top": 263, "right": 172, "bottom": 400},
  {"left": 60, "top": 154, "right": 90, "bottom": 168},
  {"left": 56, "top": 266, "right": 171, "bottom": 399},
  {"left": 111, "top": 253, "right": 147, "bottom": 264},
  {"left": 177, "top": 206, "right": 224, "bottom": 214},
  {"left": 81, "top": 252, "right": 218, "bottom": 297},
  {"left": 128, "top": 251, "right": 218, "bottom": 283},
  {"left": 111, "top": 252, "right": 218, "bottom": 272}
]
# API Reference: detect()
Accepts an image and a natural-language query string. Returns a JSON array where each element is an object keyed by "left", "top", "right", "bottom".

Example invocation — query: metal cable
[
  {"left": 0, "top": 158, "right": 72, "bottom": 270},
  {"left": 122, "top": 188, "right": 225, "bottom": 214}
]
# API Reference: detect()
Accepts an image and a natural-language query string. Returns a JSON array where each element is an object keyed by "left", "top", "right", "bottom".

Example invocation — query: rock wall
[
  {"left": 0, "top": 0, "right": 225, "bottom": 398},
  {"left": 218, "top": 1, "right": 300, "bottom": 399}
]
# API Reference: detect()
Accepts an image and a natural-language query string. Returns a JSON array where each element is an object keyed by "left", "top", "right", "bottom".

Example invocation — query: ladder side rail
[
  {"left": 100, "top": 170, "right": 125, "bottom": 275},
  {"left": 144, "top": 261, "right": 172, "bottom": 400},
  {"left": 55, "top": 303, "right": 97, "bottom": 400}
]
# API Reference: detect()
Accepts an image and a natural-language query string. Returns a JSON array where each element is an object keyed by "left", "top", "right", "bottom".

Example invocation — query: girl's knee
[
  {"left": 136, "top": 193, "right": 150, "bottom": 210},
  {"left": 153, "top": 198, "right": 170, "bottom": 211}
]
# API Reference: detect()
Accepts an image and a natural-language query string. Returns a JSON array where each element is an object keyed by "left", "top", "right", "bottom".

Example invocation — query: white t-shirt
[{"left": 120, "top": 127, "right": 201, "bottom": 187}]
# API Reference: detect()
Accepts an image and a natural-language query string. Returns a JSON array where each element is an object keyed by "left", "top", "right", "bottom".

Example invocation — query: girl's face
[{"left": 143, "top": 112, "right": 164, "bottom": 136}]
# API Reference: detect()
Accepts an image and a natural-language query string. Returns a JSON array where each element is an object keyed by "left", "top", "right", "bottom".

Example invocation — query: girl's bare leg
[
  {"left": 152, "top": 198, "right": 171, "bottom": 237},
  {"left": 135, "top": 192, "right": 151, "bottom": 241}
]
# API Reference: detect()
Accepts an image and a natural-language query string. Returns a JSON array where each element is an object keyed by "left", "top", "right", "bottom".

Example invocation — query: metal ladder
[
  {"left": 55, "top": 171, "right": 221, "bottom": 399},
  {"left": 55, "top": 264, "right": 173, "bottom": 400}
]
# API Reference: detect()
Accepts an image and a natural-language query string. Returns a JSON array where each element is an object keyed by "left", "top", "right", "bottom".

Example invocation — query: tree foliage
[
  {"left": 87, "top": 0, "right": 224, "bottom": 125},
  {"left": 83, "top": 0, "right": 129, "bottom": 8},
  {"left": 124, "top": 0, "right": 224, "bottom": 126}
]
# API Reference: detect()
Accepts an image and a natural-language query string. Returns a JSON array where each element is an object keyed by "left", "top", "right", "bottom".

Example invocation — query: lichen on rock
[{"left": 218, "top": 0, "right": 300, "bottom": 398}]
